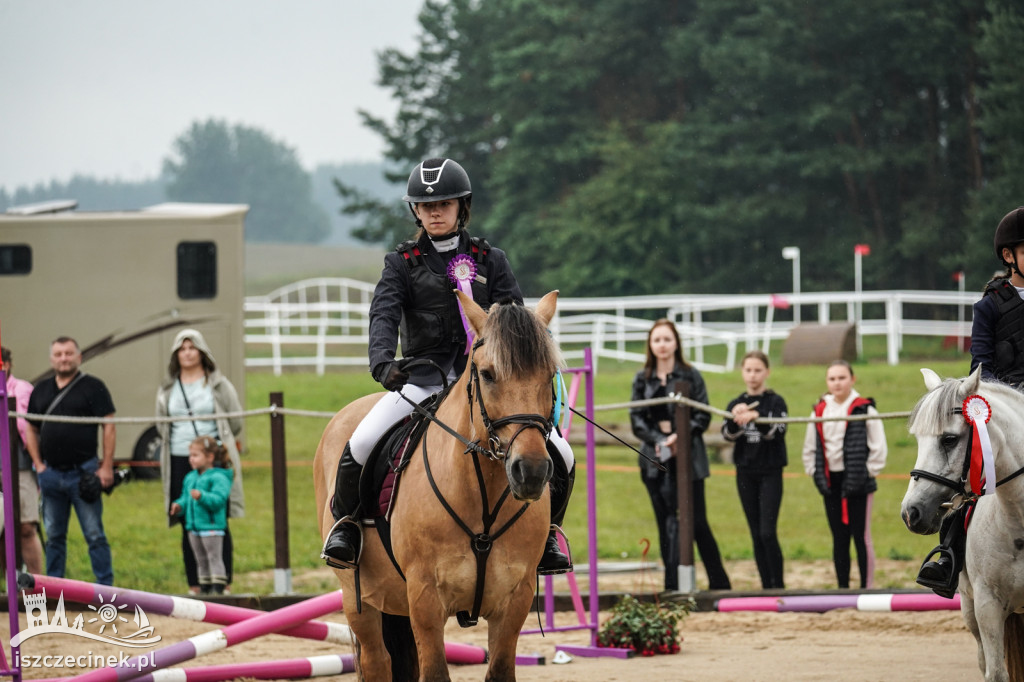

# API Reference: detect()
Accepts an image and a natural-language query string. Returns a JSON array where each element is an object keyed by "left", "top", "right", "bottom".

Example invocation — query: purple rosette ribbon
[{"left": 447, "top": 254, "right": 478, "bottom": 354}]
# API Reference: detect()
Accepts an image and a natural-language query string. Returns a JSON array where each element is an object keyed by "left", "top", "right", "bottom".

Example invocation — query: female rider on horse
[
  {"left": 320, "top": 158, "right": 575, "bottom": 575},
  {"left": 917, "top": 206, "right": 1024, "bottom": 593}
]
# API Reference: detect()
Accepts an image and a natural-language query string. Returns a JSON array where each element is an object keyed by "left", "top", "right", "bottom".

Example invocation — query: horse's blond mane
[
  {"left": 909, "top": 375, "right": 1023, "bottom": 434},
  {"left": 479, "top": 301, "right": 562, "bottom": 382}
]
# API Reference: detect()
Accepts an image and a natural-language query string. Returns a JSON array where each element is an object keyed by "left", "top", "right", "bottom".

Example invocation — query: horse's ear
[
  {"left": 921, "top": 368, "right": 942, "bottom": 391},
  {"left": 963, "top": 365, "right": 982, "bottom": 395},
  {"left": 454, "top": 289, "right": 488, "bottom": 336},
  {"left": 534, "top": 290, "right": 559, "bottom": 327}
]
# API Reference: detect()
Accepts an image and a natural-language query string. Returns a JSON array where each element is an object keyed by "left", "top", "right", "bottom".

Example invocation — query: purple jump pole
[
  {"left": 69, "top": 590, "right": 345, "bottom": 682},
  {"left": 777, "top": 595, "right": 859, "bottom": 613},
  {"left": 22, "top": 574, "right": 352, "bottom": 644}
]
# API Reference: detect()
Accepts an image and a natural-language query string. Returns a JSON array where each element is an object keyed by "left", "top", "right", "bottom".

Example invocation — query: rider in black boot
[
  {"left": 916, "top": 507, "right": 967, "bottom": 598},
  {"left": 321, "top": 443, "right": 364, "bottom": 568},
  {"left": 538, "top": 462, "right": 575, "bottom": 574}
]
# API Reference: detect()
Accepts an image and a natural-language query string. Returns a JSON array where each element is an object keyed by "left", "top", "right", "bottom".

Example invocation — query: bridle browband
[
  {"left": 396, "top": 338, "right": 554, "bottom": 461},
  {"left": 910, "top": 405, "right": 1024, "bottom": 505}
]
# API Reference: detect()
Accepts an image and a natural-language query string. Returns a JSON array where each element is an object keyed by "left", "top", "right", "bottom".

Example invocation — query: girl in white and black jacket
[{"left": 722, "top": 350, "right": 788, "bottom": 589}]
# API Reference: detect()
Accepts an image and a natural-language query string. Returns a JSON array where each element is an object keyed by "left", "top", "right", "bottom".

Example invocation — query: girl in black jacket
[
  {"left": 722, "top": 350, "right": 788, "bottom": 589},
  {"left": 630, "top": 319, "right": 731, "bottom": 591}
]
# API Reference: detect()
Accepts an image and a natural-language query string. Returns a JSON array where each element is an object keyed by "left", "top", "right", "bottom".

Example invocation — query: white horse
[{"left": 901, "top": 367, "right": 1024, "bottom": 682}]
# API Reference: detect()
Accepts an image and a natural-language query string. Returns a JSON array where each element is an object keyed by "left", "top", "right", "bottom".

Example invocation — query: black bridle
[
  {"left": 910, "top": 405, "right": 1024, "bottom": 505},
  {"left": 398, "top": 337, "right": 556, "bottom": 627}
]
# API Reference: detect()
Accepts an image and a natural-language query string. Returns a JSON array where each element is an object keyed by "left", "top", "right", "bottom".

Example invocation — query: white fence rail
[{"left": 244, "top": 278, "right": 976, "bottom": 375}]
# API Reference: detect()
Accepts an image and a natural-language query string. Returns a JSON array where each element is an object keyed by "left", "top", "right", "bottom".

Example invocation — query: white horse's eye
[{"left": 939, "top": 433, "right": 960, "bottom": 449}]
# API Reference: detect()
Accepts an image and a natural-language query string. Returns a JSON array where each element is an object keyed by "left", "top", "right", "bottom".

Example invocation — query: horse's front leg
[
  {"left": 342, "top": 599, "right": 392, "bottom": 682},
  {"left": 971, "top": 588, "right": 1011, "bottom": 682},
  {"left": 484, "top": 579, "right": 536, "bottom": 682},
  {"left": 406, "top": 578, "right": 451, "bottom": 682}
]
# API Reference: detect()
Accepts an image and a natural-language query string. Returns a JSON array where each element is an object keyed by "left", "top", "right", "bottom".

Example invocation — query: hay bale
[{"left": 782, "top": 323, "right": 856, "bottom": 366}]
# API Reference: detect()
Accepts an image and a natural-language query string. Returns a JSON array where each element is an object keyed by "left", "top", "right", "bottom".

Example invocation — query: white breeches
[{"left": 349, "top": 381, "right": 575, "bottom": 471}]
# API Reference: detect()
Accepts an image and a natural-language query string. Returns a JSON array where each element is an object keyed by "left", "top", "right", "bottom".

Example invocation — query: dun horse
[
  {"left": 901, "top": 368, "right": 1024, "bottom": 682},
  {"left": 314, "top": 291, "right": 561, "bottom": 681}
]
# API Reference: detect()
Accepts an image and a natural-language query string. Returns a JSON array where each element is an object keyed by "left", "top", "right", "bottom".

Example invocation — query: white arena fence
[{"left": 244, "top": 279, "right": 976, "bottom": 376}]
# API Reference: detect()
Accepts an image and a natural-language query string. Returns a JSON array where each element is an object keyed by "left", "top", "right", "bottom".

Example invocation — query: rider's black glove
[{"left": 373, "top": 360, "right": 410, "bottom": 392}]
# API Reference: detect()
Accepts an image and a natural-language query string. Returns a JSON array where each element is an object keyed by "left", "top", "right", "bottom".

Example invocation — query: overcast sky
[{"left": 0, "top": 0, "right": 425, "bottom": 191}]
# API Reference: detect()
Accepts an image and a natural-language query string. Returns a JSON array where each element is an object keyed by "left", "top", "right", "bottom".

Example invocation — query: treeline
[
  {"left": 339, "top": 0, "right": 1024, "bottom": 298},
  {"left": 0, "top": 122, "right": 398, "bottom": 246}
]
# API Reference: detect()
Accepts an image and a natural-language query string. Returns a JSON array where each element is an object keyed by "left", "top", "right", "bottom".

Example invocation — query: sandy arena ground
[{"left": 2, "top": 559, "right": 983, "bottom": 681}]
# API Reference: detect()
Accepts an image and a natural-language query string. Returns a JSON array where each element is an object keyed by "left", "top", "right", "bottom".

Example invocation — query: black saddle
[{"left": 358, "top": 390, "right": 445, "bottom": 520}]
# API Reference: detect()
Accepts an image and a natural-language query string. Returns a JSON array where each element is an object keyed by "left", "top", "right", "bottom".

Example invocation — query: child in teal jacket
[{"left": 170, "top": 436, "right": 233, "bottom": 594}]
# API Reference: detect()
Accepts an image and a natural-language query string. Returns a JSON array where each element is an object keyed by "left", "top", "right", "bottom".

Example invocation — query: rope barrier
[
  {"left": 8, "top": 406, "right": 337, "bottom": 425},
  {"left": 10, "top": 394, "right": 907, "bottom": 427},
  {"left": 593, "top": 394, "right": 910, "bottom": 423}
]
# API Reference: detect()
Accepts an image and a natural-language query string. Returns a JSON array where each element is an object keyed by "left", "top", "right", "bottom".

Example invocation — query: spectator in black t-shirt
[{"left": 24, "top": 337, "right": 116, "bottom": 585}]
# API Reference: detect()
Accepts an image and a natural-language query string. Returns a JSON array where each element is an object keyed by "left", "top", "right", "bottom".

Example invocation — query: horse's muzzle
[
  {"left": 507, "top": 455, "right": 553, "bottom": 502},
  {"left": 900, "top": 501, "right": 943, "bottom": 535}
]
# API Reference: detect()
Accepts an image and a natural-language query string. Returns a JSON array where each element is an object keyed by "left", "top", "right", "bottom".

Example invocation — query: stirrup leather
[
  {"left": 320, "top": 516, "right": 363, "bottom": 571},
  {"left": 537, "top": 524, "right": 573, "bottom": 576}
]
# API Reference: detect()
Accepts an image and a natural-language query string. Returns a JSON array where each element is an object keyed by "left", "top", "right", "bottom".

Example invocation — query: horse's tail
[
  {"left": 381, "top": 613, "right": 417, "bottom": 682},
  {"left": 1005, "top": 612, "right": 1024, "bottom": 681}
]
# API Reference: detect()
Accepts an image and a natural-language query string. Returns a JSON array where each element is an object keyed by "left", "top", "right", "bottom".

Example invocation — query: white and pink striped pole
[{"left": 67, "top": 590, "right": 346, "bottom": 682}]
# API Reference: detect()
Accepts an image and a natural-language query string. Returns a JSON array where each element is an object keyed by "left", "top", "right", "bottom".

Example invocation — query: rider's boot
[
  {"left": 916, "top": 510, "right": 966, "bottom": 598},
  {"left": 320, "top": 443, "right": 364, "bottom": 569},
  {"left": 538, "top": 462, "right": 575, "bottom": 575}
]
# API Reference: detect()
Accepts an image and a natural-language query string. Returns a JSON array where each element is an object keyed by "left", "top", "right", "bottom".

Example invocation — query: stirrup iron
[
  {"left": 320, "top": 516, "right": 363, "bottom": 571},
  {"left": 537, "top": 524, "right": 573, "bottom": 576}
]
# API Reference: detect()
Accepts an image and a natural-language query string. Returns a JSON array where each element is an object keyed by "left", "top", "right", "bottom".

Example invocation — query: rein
[{"left": 400, "top": 336, "right": 555, "bottom": 627}]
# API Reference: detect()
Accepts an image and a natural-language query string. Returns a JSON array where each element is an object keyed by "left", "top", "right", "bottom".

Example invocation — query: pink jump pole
[
  {"left": 23, "top": 574, "right": 490, "bottom": 664},
  {"left": 36, "top": 655, "right": 356, "bottom": 682},
  {"left": 21, "top": 574, "right": 351, "bottom": 644},
  {"left": 69, "top": 590, "right": 346, "bottom": 682}
]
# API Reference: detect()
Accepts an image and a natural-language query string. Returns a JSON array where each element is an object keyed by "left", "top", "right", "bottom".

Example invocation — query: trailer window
[
  {"left": 177, "top": 241, "right": 217, "bottom": 299},
  {"left": 0, "top": 245, "right": 32, "bottom": 275}
]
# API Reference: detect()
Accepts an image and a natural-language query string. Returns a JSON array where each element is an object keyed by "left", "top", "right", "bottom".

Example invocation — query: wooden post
[
  {"left": 270, "top": 392, "right": 292, "bottom": 594},
  {"left": 672, "top": 380, "right": 696, "bottom": 593}
]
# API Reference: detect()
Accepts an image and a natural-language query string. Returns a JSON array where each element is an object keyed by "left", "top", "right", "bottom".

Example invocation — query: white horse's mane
[{"left": 908, "top": 375, "right": 1023, "bottom": 435}]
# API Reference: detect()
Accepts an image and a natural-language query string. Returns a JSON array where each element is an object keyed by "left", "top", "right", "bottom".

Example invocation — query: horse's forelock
[
  {"left": 909, "top": 375, "right": 1023, "bottom": 435},
  {"left": 908, "top": 378, "right": 962, "bottom": 435},
  {"left": 480, "top": 302, "right": 561, "bottom": 381}
]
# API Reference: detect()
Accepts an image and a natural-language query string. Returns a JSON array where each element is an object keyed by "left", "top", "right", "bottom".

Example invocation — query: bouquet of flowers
[{"left": 596, "top": 594, "right": 694, "bottom": 656}]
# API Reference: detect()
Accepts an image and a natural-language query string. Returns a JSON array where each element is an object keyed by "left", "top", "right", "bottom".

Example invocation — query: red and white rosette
[
  {"left": 448, "top": 254, "right": 477, "bottom": 354},
  {"left": 962, "top": 394, "right": 996, "bottom": 495}
]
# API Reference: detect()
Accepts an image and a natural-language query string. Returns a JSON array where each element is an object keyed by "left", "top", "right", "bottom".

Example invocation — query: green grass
[{"left": 56, "top": 339, "right": 971, "bottom": 594}]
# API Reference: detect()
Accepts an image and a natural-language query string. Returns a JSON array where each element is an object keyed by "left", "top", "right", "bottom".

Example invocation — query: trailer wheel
[{"left": 132, "top": 426, "right": 161, "bottom": 480}]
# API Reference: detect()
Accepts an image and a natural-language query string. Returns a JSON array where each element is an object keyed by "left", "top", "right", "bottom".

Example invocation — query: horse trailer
[{"left": 0, "top": 201, "right": 248, "bottom": 478}]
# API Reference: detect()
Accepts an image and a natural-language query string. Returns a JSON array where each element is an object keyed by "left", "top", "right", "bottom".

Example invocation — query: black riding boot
[
  {"left": 538, "top": 462, "right": 575, "bottom": 575},
  {"left": 320, "top": 443, "right": 364, "bottom": 569},
  {"left": 916, "top": 508, "right": 967, "bottom": 598}
]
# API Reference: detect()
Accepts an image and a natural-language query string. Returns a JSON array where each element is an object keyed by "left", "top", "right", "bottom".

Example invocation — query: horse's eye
[
  {"left": 940, "top": 433, "right": 959, "bottom": 449},
  {"left": 480, "top": 369, "right": 496, "bottom": 384}
]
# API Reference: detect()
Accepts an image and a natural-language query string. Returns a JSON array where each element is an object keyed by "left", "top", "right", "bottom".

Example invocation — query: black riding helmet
[
  {"left": 994, "top": 206, "right": 1024, "bottom": 277},
  {"left": 403, "top": 158, "right": 473, "bottom": 230}
]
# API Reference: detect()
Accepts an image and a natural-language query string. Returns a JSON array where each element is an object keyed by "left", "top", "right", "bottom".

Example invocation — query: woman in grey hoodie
[{"left": 156, "top": 328, "right": 244, "bottom": 593}]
